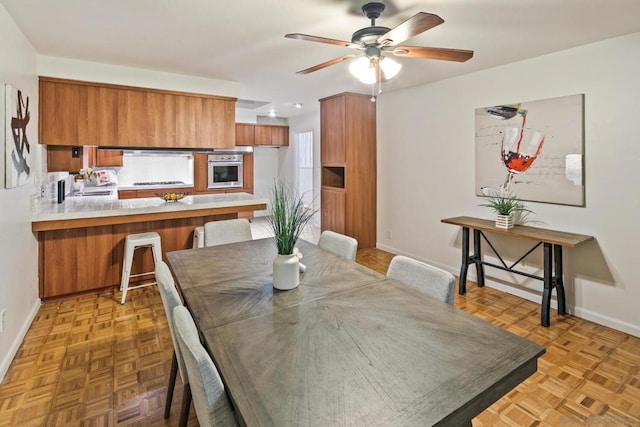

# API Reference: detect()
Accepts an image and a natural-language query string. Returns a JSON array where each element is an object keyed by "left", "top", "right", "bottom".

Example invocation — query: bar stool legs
[{"left": 120, "top": 232, "right": 162, "bottom": 304}]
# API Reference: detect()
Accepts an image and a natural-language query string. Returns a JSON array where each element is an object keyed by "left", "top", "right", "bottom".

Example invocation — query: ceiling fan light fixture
[
  {"left": 349, "top": 56, "right": 377, "bottom": 84},
  {"left": 380, "top": 57, "right": 401, "bottom": 79}
]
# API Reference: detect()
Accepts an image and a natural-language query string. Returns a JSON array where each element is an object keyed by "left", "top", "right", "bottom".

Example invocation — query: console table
[{"left": 442, "top": 216, "right": 594, "bottom": 327}]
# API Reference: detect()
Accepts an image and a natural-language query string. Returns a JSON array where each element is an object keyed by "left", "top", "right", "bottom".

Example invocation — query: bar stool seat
[{"left": 120, "top": 232, "right": 162, "bottom": 304}]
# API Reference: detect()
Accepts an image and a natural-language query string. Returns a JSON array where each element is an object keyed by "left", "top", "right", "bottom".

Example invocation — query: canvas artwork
[
  {"left": 5, "top": 83, "right": 32, "bottom": 188},
  {"left": 475, "top": 94, "right": 584, "bottom": 206}
]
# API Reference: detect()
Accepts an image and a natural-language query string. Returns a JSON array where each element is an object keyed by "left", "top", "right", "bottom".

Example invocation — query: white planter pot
[
  {"left": 273, "top": 253, "right": 300, "bottom": 290},
  {"left": 495, "top": 213, "right": 514, "bottom": 229}
]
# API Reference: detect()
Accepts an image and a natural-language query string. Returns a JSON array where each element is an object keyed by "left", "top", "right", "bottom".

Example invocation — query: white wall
[
  {"left": 377, "top": 33, "right": 640, "bottom": 337},
  {"left": 0, "top": 6, "right": 41, "bottom": 382},
  {"left": 38, "top": 56, "right": 239, "bottom": 97}
]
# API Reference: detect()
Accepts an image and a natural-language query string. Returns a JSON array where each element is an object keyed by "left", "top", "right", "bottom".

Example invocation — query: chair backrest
[
  {"left": 204, "top": 218, "right": 252, "bottom": 247},
  {"left": 155, "top": 261, "right": 188, "bottom": 384},
  {"left": 318, "top": 230, "right": 358, "bottom": 260},
  {"left": 386, "top": 255, "right": 455, "bottom": 305},
  {"left": 173, "top": 306, "right": 237, "bottom": 427}
]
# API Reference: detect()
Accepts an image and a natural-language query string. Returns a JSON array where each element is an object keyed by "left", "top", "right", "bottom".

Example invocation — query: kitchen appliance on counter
[{"left": 208, "top": 154, "right": 243, "bottom": 189}]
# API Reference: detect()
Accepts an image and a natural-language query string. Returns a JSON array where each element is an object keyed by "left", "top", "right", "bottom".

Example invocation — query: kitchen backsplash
[{"left": 116, "top": 153, "right": 194, "bottom": 186}]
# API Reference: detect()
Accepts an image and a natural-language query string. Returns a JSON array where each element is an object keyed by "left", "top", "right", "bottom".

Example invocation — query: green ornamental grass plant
[
  {"left": 267, "top": 182, "right": 317, "bottom": 255},
  {"left": 480, "top": 192, "right": 532, "bottom": 216}
]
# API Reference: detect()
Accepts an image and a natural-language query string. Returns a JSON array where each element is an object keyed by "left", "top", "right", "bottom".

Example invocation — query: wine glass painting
[{"left": 475, "top": 94, "right": 584, "bottom": 206}]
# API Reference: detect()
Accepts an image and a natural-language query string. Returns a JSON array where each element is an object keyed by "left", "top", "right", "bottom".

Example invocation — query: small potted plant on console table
[{"left": 480, "top": 190, "right": 531, "bottom": 229}]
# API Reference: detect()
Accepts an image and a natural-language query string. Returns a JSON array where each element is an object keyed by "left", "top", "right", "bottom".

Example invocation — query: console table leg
[
  {"left": 554, "top": 244, "right": 566, "bottom": 315},
  {"left": 473, "top": 229, "right": 485, "bottom": 288},
  {"left": 459, "top": 227, "right": 470, "bottom": 295},
  {"left": 541, "top": 243, "right": 553, "bottom": 327}
]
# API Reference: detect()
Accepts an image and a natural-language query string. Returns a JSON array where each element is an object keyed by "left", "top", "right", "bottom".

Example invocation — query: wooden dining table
[{"left": 166, "top": 238, "right": 545, "bottom": 426}]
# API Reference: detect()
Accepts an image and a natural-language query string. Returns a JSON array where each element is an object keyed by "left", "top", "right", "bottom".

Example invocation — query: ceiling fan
[{"left": 285, "top": 2, "right": 473, "bottom": 83}]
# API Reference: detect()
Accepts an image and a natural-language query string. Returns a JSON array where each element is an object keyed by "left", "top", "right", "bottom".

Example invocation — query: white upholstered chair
[
  {"left": 317, "top": 230, "right": 358, "bottom": 260},
  {"left": 193, "top": 218, "right": 252, "bottom": 249},
  {"left": 173, "top": 305, "right": 237, "bottom": 427},
  {"left": 386, "top": 255, "right": 456, "bottom": 306},
  {"left": 155, "top": 261, "right": 192, "bottom": 426}
]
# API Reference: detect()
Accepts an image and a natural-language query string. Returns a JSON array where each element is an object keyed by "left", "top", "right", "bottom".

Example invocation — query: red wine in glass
[{"left": 500, "top": 125, "right": 545, "bottom": 189}]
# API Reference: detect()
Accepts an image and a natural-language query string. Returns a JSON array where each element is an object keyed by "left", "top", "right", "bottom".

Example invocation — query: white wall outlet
[
  {"left": 386, "top": 230, "right": 392, "bottom": 240},
  {"left": 0, "top": 309, "right": 5, "bottom": 333}
]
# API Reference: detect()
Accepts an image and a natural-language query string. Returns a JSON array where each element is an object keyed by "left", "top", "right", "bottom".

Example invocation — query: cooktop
[{"left": 133, "top": 181, "right": 185, "bottom": 186}]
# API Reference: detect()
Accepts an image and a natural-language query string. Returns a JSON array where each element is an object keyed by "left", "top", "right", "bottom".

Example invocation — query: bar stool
[{"left": 120, "top": 232, "right": 162, "bottom": 304}]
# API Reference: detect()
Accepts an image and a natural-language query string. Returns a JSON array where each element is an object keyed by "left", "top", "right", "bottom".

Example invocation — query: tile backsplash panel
[{"left": 116, "top": 154, "right": 194, "bottom": 186}]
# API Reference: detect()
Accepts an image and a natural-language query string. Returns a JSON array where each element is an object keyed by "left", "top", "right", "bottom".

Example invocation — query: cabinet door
[
  {"left": 175, "top": 95, "right": 199, "bottom": 148},
  {"left": 236, "top": 123, "right": 255, "bottom": 146},
  {"left": 254, "top": 125, "right": 272, "bottom": 146},
  {"left": 96, "top": 149, "right": 123, "bottom": 167},
  {"left": 87, "top": 86, "right": 118, "bottom": 146},
  {"left": 39, "top": 80, "right": 88, "bottom": 146},
  {"left": 321, "top": 189, "right": 346, "bottom": 234},
  {"left": 47, "top": 146, "right": 83, "bottom": 172},
  {"left": 200, "top": 98, "right": 235, "bottom": 149},
  {"left": 194, "top": 152, "right": 209, "bottom": 193},
  {"left": 117, "top": 90, "right": 176, "bottom": 147},
  {"left": 271, "top": 126, "right": 289, "bottom": 146},
  {"left": 321, "top": 96, "right": 345, "bottom": 163}
]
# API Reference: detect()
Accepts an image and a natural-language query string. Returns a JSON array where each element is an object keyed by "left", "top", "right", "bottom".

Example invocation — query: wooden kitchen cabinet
[
  {"left": 39, "top": 80, "right": 88, "bottom": 146},
  {"left": 39, "top": 77, "right": 237, "bottom": 149},
  {"left": 176, "top": 96, "right": 236, "bottom": 149},
  {"left": 47, "top": 146, "right": 84, "bottom": 172},
  {"left": 86, "top": 146, "right": 123, "bottom": 167},
  {"left": 235, "top": 123, "right": 255, "bottom": 146},
  {"left": 87, "top": 86, "right": 118, "bottom": 146},
  {"left": 321, "top": 188, "right": 346, "bottom": 235},
  {"left": 254, "top": 124, "right": 289, "bottom": 146},
  {"left": 320, "top": 92, "right": 376, "bottom": 248},
  {"left": 117, "top": 187, "right": 195, "bottom": 199}
]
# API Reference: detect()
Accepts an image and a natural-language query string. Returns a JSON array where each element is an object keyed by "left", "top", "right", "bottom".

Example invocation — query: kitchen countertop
[{"left": 32, "top": 192, "right": 267, "bottom": 224}]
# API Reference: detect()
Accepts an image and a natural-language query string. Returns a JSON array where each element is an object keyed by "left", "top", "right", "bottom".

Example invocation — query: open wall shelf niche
[{"left": 322, "top": 166, "right": 345, "bottom": 189}]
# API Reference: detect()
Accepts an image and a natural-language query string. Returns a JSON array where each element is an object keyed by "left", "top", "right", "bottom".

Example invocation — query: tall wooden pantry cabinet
[{"left": 320, "top": 92, "right": 376, "bottom": 249}]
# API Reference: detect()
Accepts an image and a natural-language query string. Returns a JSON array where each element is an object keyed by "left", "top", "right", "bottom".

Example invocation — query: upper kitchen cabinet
[
  {"left": 39, "top": 79, "right": 89, "bottom": 146},
  {"left": 176, "top": 96, "right": 235, "bottom": 149},
  {"left": 320, "top": 94, "right": 346, "bottom": 164},
  {"left": 254, "top": 124, "right": 289, "bottom": 146},
  {"left": 39, "top": 77, "right": 237, "bottom": 149},
  {"left": 235, "top": 123, "right": 255, "bottom": 146},
  {"left": 117, "top": 89, "right": 176, "bottom": 147}
]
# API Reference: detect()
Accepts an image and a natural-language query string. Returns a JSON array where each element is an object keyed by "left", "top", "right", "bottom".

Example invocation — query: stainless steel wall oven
[{"left": 207, "top": 154, "right": 243, "bottom": 189}]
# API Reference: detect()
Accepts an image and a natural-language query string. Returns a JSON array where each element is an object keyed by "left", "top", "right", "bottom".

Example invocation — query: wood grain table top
[
  {"left": 167, "top": 238, "right": 545, "bottom": 426},
  {"left": 442, "top": 216, "right": 594, "bottom": 247}
]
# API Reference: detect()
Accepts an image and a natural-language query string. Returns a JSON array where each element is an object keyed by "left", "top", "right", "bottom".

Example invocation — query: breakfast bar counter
[{"left": 32, "top": 193, "right": 267, "bottom": 298}]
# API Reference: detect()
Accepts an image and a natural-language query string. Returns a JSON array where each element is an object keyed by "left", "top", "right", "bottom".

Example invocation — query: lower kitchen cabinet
[
  {"left": 321, "top": 188, "right": 346, "bottom": 235},
  {"left": 117, "top": 187, "right": 195, "bottom": 199}
]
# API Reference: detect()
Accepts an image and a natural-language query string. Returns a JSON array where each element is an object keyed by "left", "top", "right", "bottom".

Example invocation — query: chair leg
[
  {"left": 164, "top": 350, "right": 178, "bottom": 419},
  {"left": 179, "top": 383, "right": 192, "bottom": 427}
]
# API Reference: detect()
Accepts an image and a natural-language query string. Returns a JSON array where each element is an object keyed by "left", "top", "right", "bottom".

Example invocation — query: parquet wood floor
[{"left": 0, "top": 248, "right": 638, "bottom": 426}]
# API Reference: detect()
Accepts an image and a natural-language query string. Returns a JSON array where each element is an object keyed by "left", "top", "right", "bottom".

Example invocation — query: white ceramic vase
[
  {"left": 273, "top": 253, "right": 300, "bottom": 290},
  {"left": 495, "top": 213, "right": 515, "bottom": 229}
]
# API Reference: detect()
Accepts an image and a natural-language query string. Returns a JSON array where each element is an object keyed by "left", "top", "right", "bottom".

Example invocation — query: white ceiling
[{"left": 3, "top": 0, "right": 640, "bottom": 119}]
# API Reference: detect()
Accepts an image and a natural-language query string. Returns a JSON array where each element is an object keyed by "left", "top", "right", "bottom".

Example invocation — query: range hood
[{"left": 114, "top": 146, "right": 254, "bottom": 156}]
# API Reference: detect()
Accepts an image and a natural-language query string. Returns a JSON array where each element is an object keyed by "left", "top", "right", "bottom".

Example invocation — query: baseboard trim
[
  {"left": 375, "top": 242, "right": 640, "bottom": 338},
  {"left": 0, "top": 298, "right": 41, "bottom": 383}
]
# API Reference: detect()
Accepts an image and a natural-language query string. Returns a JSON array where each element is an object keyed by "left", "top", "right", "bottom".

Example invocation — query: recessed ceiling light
[
  {"left": 268, "top": 111, "right": 276, "bottom": 117},
  {"left": 294, "top": 103, "right": 303, "bottom": 109}
]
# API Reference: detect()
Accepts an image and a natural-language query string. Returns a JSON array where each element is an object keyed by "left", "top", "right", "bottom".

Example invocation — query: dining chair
[
  {"left": 317, "top": 230, "right": 358, "bottom": 260},
  {"left": 193, "top": 218, "right": 252, "bottom": 249},
  {"left": 386, "top": 255, "right": 456, "bottom": 305},
  {"left": 155, "top": 261, "right": 192, "bottom": 426},
  {"left": 173, "top": 305, "right": 238, "bottom": 427}
]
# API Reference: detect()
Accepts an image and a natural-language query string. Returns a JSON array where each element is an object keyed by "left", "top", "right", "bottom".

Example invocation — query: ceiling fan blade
[
  {"left": 378, "top": 12, "right": 444, "bottom": 46},
  {"left": 296, "top": 55, "right": 356, "bottom": 75},
  {"left": 392, "top": 46, "right": 474, "bottom": 62},
  {"left": 285, "top": 33, "right": 359, "bottom": 48}
]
